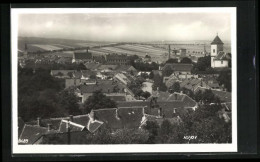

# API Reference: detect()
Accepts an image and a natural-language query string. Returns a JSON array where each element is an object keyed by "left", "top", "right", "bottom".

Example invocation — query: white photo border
[{"left": 11, "top": 7, "right": 237, "bottom": 154}]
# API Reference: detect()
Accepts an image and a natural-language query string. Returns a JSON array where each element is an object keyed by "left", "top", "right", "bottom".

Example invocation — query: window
[
  {"left": 213, "top": 49, "right": 215, "bottom": 53},
  {"left": 221, "top": 60, "right": 223, "bottom": 64}
]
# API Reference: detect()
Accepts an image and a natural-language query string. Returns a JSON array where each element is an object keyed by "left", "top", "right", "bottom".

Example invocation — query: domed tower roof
[{"left": 211, "top": 35, "right": 224, "bottom": 45}]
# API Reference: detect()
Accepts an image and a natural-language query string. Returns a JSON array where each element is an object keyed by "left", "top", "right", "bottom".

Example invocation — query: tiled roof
[
  {"left": 214, "top": 52, "right": 230, "bottom": 61},
  {"left": 162, "top": 63, "right": 193, "bottom": 72},
  {"left": 117, "top": 101, "right": 150, "bottom": 108},
  {"left": 117, "top": 107, "right": 144, "bottom": 129},
  {"left": 115, "top": 65, "right": 137, "bottom": 72},
  {"left": 19, "top": 124, "right": 48, "bottom": 144},
  {"left": 78, "top": 80, "right": 124, "bottom": 94},
  {"left": 25, "top": 118, "right": 65, "bottom": 130},
  {"left": 65, "top": 79, "right": 81, "bottom": 88},
  {"left": 88, "top": 120, "right": 104, "bottom": 133},
  {"left": 97, "top": 64, "right": 118, "bottom": 70},
  {"left": 74, "top": 51, "right": 92, "bottom": 60},
  {"left": 81, "top": 70, "right": 96, "bottom": 78},
  {"left": 211, "top": 35, "right": 224, "bottom": 44},
  {"left": 180, "top": 78, "right": 207, "bottom": 91},
  {"left": 93, "top": 108, "right": 122, "bottom": 129},
  {"left": 84, "top": 62, "right": 101, "bottom": 70},
  {"left": 59, "top": 120, "right": 87, "bottom": 133},
  {"left": 151, "top": 91, "right": 184, "bottom": 101}
]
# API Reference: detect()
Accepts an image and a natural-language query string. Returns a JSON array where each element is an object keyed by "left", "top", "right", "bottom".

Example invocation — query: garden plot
[{"left": 31, "top": 44, "right": 63, "bottom": 51}]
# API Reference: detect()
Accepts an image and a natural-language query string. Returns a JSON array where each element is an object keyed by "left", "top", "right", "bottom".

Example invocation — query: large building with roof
[
  {"left": 72, "top": 49, "right": 93, "bottom": 63},
  {"left": 211, "top": 34, "right": 231, "bottom": 68}
]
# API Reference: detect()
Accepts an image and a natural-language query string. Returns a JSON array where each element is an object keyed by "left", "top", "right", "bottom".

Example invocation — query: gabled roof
[
  {"left": 214, "top": 52, "right": 231, "bottom": 61},
  {"left": 19, "top": 124, "right": 48, "bottom": 144},
  {"left": 88, "top": 120, "right": 104, "bottom": 133},
  {"left": 59, "top": 120, "right": 87, "bottom": 133},
  {"left": 93, "top": 108, "right": 122, "bottom": 129},
  {"left": 115, "top": 65, "right": 137, "bottom": 72},
  {"left": 211, "top": 35, "right": 224, "bottom": 44},
  {"left": 162, "top": 63, "right": 193, "bottom": 72}
]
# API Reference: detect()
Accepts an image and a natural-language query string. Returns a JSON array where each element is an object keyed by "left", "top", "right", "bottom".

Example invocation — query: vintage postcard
[{"left": 11, "top": 7, "right": 237, "bottom": 153}]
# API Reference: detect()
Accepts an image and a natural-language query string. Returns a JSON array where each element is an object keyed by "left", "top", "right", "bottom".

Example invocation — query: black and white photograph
[{"left": 11, "top": 7, "right": 237, "bottom": 153}]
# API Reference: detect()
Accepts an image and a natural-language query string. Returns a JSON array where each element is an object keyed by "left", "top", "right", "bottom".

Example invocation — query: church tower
[{"left": 211, "top": 34, "right": 224, "bottom": 68}]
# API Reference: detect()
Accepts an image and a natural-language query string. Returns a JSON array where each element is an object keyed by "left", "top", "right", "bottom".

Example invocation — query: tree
[
  {"left": 152, "top": 74, "right": 167, "bottom": 92},
  {"left": 180, "top": 57, "right": 192, "bottom": 64},
  {"left": 149, "top": 71, "right": 154, "bottom": 79},
  {"left": 143, "top": 121, "right": 159, "bottom": 144},
  {"left": 58, "top": 87, "right": 81, "bottom": 115},
  {"left": 141, "top": 91, "right": 151, "bottom": 99},
  {"left": 169, "top": 82, "right": 180, "bottom": 93},
  {"left": 217, "top": 70, "right": 231, "bottom": 92},
  {"left": 89, "top": 74, "right": 97, "bottom": 80},
  {"left": 165, "top": 58, "right": 178, "bottom": 64},
  {"left": 192, "top": 55, "right": 211, "bottom": 72},
  {"left": 82, "top": 90, "right": 117, "bottom": 113}
]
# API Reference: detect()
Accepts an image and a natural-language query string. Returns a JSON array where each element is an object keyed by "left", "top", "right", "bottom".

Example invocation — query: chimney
[
  {"left": 108, "top": 88, "right": 110, "bottom": 93},
  {"left": 175, "top": 93, "right": 177, "bottom": 100},
  {"left": 69, "top": 115, "right": 73, "bottom": 122},
  {"left": 37, "top": 117, "right": 41, "bottom": 126},
  {"left": 47, "top": 124, "right": 52, "bottom": 131},
  {"left": 180, "top": 91, "right": 183, "bottom": 94}
]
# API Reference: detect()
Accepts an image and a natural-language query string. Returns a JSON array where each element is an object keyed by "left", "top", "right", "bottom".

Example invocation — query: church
[{"left": 210, "top": 34, "right": 231, "bottom": 68}]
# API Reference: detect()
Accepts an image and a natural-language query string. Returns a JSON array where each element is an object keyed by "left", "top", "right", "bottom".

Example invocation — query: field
[{"left": 18, "top": 37, "right": 231, "bottom": 62}]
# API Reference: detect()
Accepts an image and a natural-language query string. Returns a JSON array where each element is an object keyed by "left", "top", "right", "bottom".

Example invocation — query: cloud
[{"left": 18, "top": 13, "right": 231, "bottom": 42}]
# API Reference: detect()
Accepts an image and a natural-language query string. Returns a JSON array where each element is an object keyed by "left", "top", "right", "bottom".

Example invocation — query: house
[
  {"left": 81, "top": 70, "right": 96, "bottom": 80},
  {"left": 117, "top": 91, "right": 197, "bottom": 118},
  {"left": 114, "top": 73, "right": 131, "bottom": 85},
  {"left": 210, "top": 34, "right": 231, "bottom": 68},
  {"left": 65, "top": 78, "right": 81, "bottom": 88},
  {"left": 92, "top": 107, "right": 145, "bottom": 129},
  {"left": 76, "top": 80, "right": 127, "bottom": 103},
  {"left": 180, "top": 78, "right": 211, "bottom": 92},
  {"left": 202, "top": 76, "right": 221, "bottom": 90},
  {"left": 104, "top": 54, "right": 129, "bottom": 65},
  {"left": 162, "top": 63, "right": 193, "bottom": 75},
  {"left": 97, "top": 64, "right": 118, "bottom": 72},
  {"left": 163, "top": 74, "right": 180, "bottom": 88},
  {"left": 18, "top": 124, "right": 57, "bottom": 144},
  {"left": 72, "top": 50, "right": 93, "bottom": 63},
  {"left": 115, "top": 65, "right": 137, "bottom": 74}
]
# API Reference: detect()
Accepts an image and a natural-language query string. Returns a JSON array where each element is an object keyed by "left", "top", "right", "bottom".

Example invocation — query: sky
[{"left": 18, "top": 12, "right": 231, "bottom": 42}]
